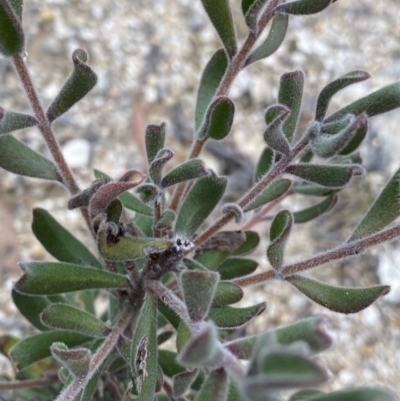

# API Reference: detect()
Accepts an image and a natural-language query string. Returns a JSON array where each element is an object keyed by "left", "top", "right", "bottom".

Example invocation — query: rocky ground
[{"left": 0, "top": 0, "right": 400, "bottom": 395}]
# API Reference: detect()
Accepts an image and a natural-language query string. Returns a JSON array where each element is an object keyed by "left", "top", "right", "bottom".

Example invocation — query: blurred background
[{"left": 0, "top": 0, "right": 399, "bottom": 394}]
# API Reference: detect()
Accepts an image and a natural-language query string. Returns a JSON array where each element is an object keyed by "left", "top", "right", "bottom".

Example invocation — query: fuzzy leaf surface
[
  {"left": 46, "top": 49, "right": 97, "bottom": 121},
  {"left": 195, "top": 49, "right": 228, "bottom": 130},
  {"left": 263, "top": 104, "right": 291, "bottom": 155},
  {"left": 173, "top": 369, "right": 199, "bottom": 397},
  {"left": 212, "top": 281, "right": 244, "bottom": 306},
  {"left": 316, "top": 70, "right": 370, "bottom": 121},
  {"left": 145, "top": 123, "right": 166, "bottom": 164},
  {"left": 217, "top": 257, "right": 258, "bottom": 280},
  {"left": 15, "top": 262, "right": 130, "bottom": 295},
  {"left": 175, "top": 173, "right": 227, "bottom": 238},
  {"left": 0, "top": 109, "right": 38, "bottom": 134},
  {"left": 50, "top": 343, "right": 91, "bottom": 377},
  {"left": 293, "top": 194, "right": 337, "bottom": 223},
  {"left": 232, "top": 231, "right": 260, "bottom": 255},
  {"left": 9, "top": 331, "right": 90, "bottom": 370},
  {"left": 40, "top": 304, "right": 110, "bottom": 338},
  {"left": 195, "top": 249, "right": 231, "bottom": 270},
  {"left": 200, "top": 0, "right": 237, "bottom": 57},
  {"left": 0, "top": 134, "right": 61, "bottom": 181},
  {"left": 161, "top": 159, "right": 208, "bottom": 188},
  {"left": 275, "top": 0, "right": 333, "bottom": 15},
  {"left": 349, "top": 168, "right": 400, "bottom": 241},
  {"left": 287, "top": 274, "right": 390, "bottom": 313},
  {"left": 209, "top": 303, "right": 266, "bottom": 328},
  {"left": 0, "top": 0, "right": 24, "bottom": 56},
  {"left": 254, "top": 147, "right": 274, "bottom": 182},
  {"left": 195, "top": 368, "right": 228, "bottom": 401}
]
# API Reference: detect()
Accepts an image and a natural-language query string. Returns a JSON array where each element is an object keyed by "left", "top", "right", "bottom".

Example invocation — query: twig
[{"left": 0, "top": 373, "right": 59, "bottom": 390}]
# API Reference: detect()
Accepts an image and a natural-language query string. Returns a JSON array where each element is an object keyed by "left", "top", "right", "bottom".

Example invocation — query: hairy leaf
[
  {"left": 0, "top": 108, "right": 38, "bottom": 135},
  {"left": 195, "top": 368, "right": 228, "bottom": 401},
  {"left": 212, "top": 281, "right": 244, "bottom": 306},
  {"left": 232, "top": 231, "right": 260, "bottom": 255},
  {"left": 145, "top": 123, "right": 166, "bottom": 165},
  {"left": 0, "top": 0, "right": 24, "bottom": 56},
  {"left": 161, "top": 159, "right": 208, "bottom": 188},
  {"left": 254, "top": 147, "right": 274, "bottom": 182},
  {"left": 304, "top": 387, "right": 397, "bottom": 401},
  {"left": 263, "top": 104, "right": 291, "bottom": 155},
  {"left": 293, "top": 194, "right": 337, "bottom": 223},
  {"left": 149, "top": 148, "right": 174, "bottom": 185},
  {"left": 217, "top": 257, "right": 259, "bottom": 280},
  {"left": 275, "top": 0, "right": 334, "bottom": 16},
  {"left": 50, "top": 343, "right": 91, "bottom": 377},
  {"left": 173, "top": 369, "right": 199, "bottom": 397},
  {"left": 209, "top": 303, "right": 266, "bottom": 328}
]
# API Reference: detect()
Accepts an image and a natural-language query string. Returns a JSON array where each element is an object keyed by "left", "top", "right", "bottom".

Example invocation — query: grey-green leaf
[
  {"left": 0, "top": 0, "right": 24, "bottom": 56},
  {"left": 175, "top": 172, "right": 227, "bottom": 238},
  {"left": 232, "top": 231, "right": 260, "bottom": 255},
  {"left": 46, "top": 49, "right": 97, "bottom": 122},
  {"left": 145, "top": 123, "right": 166, "bottom": 165},
  {"left": 15, "top": 262, "right": 130, "bottom": 295},
  {"left": 349, "top": 169, "right": 400, "bottom": 241},
  {"left": 316, "top": 70, "right": 370, "bottom": 121},
  {"left": 274, "top": 0, "right": 334, "bottom": 16},
  {"left": 195, "top": 368, "right": 228, "bottom": 401},
  {"left": 195, "top": 49, "right": 228, "bottom": 131},
  {"left": 286, "top": 163, "right": 364, "bottom": 189},
  {"left": 209, "top": 303, "right": 266, "bottom": 328},
  {"left": 247, "top": 14, "right": 289, "bottom": 65},
  {"left": 293, "top": 194, "right": 337, "bottom": 223},
  {"left": 254, "top": 147, "right": 274, "bottom": 182},
  {"left": 0, "top": 108, "right": 38, "bottom": 135},
  {"left": 200, "top": 0, "right": 237, "bottom": 58},
  {"left": 263, "top": 104, "right": 291, "bottom": 155},
  {"left": 305, "top": 387, "right": 397, "bottom": 401},
  {"left": 0, "top": 134, "right": 61, "bottom": 181},
  {"left": 161, "top": 159, "right": 208, "bottom": 188},
  {"left": 212, "top": 281, "right": 244, "bottom": 307},
  {"left": 217, "top": 257, "right": 259, "bottom": 280},
  {"left": 287, "top": 274, "right": 390, "bottom": 313}
]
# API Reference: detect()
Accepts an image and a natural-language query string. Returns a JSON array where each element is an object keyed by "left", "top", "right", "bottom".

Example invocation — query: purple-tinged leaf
[
  {"left": 145, "top": 123, "right": 166, "bottom": 165},
  {"left": 325, "top": 81, "right": 400, "bottom": 122},
  {"left": 0, "top": 0, "right": 24, "bottom": 56},
  {"left": 197, "top": 96, "right": 235, "bottom": 140},
  {"left": 195, "top": 49, "right": 228, "bottom": 130},
  {"left": 149, "top": 148, "right": 174, "bottom": 185},
  {"left": 263, "top": 104, "right": 291, "bottom": 155},
  {"left": 286, "top": 163, "right": 364, "bottom": 189},
  {"left": 274, "top": 0, "right": 334, "bottom": 16},
  {"left": 316, "top": 70, "right": 370, "bottom": 121},
  {"left": 178, "top": 322, "right": 219, "bottom": 368},
  {"left": 247, "top": 14, "right": 289, "bottom": 65},
  {"left": 50, "top": 342, "right": 91, "bottom": 378},
  {"left": 40, "top": 304, "right": 111, "bottom": 338},
  {"left": 349, "top": 169, "right": 400, "bottom": 241},
  {"left": 267, "top": 210, "right": 293, "bottom": 270},
  {"left": 254, "top": 147, "right": 274, "bottom": 182},
  {"left": 175, "top": 172, "right": 227, "bottom": 238},
  {"left": 293, "top": 194, "right": 337, "bottom": 223},
  {"left": 222, "top": 203, "right": 244, "bottom": 223},
  {"left": 209, "top": 303, "right": 266, "bottom": 328},
  {"left": 180, "top": 270, "right": 219, "bottom": 322},
  {"left": 46, "top": 49, "right": 97, "bottom": 122},
  {"left": 161, "top": 159, "right": 208, "bottom": 188},
  {"left": 278, "top": 71, "right": 305, "bottom": 142},
  {"left": 173, "top": 369, "right": 199, "bottom": 397},
  {"left": 0, "top": 134, "right": 61, "bottom": 181},
  {"left": 287, "top": 274, "right": 390, "bottom": 313},
  {"left": 244, "top": 179, "right": 292, "bottom": 212},
  {"left": 9, "top": 330, "right": 90, "bottom": 371},
  {"left": 217, "top": 257, "right": 258, "bottom": 280},
  {"left": 232, "top": 231, "right": 260, "bottom": 255},
  {"left": 0, "top": 108, "right": 38, "bottom": 134},
  {"left": 212, "top": 281, "right": 244, "bottom": 306},
  {"left": 195, "top": 368, "right": 228, "bottom": 401},
  {"left": 14, "top": 262, "right": 130, "bottom": 295},
  {"left": 200, "top": 0, "right": 237, "bottom": 58}
]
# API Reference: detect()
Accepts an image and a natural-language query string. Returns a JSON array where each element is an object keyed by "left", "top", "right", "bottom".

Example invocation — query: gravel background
[{"left": 0, "top": 0, "right": 400, "bottom": 396}]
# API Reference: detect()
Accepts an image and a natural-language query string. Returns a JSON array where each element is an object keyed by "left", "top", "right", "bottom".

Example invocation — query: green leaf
[
  {"left": 175, "top": 172, "right": 227, "bottom": 238},
  {"left": 11, "top": 289, "right": 50, "bottom": 331},
  {"left": 291, "top": 182, "right": 335, "bottom": 197},
  {"left": 195, "top": 368, "right": 228, "bottom": 401},
  {"left": 8, "top": 0, "right": 23, "bottom": 20},
  {"left": 178, "top": 322, "right": 218, "bottom": 368},
  {"left": 155, "top": 209, "right": 176, "bottom": 230},
  {"left": 161, "top": 159, "right": 208, "bottom": 188},
  {"left": 247, "top": 14, "right": 289, "bottom": 65},
  {"left": 278, "top": 71, "right": 304, "bottom": 142},
  {"left": 195, "top": 49, "right": 228, "bottom": 131},
  {"left": 195, "top": 249, "right": 231, "bottom": 270},
  {"left": 0, "top": 108, "right": 38, "bottom": 134},
  {"left": 0, "top": 134, "right": 61, "bottom": 181},
  {"left": 227, "top": 379, "right": 247, "bottom": 401},
  {"left": 242, "top": 0, "right": 268, "bottom": 32},
  {"left": 173, "top": 369, "right": 199, "bottom": 397},
  {"left": 197, "top": 96, "right": 235, "bottom": 140},
  {"left": 94, "top": 170, "right": 153, "bottom": 216},
  {"left": 46, "top": 49, "right": 97, "bottom": 121},
  {"left": 158, "top": 350, "right": 185, "bottom": 377},
  {"left": 15, "top": 262, "right": 130, "bottom": 295},
  {"left": 40, "top": 304, "right": 110, "bottom": 338},
  {"left": 244, "top": 179, "right": 292, "bottom": 212},
  {"left": 200, "top": 0, "right": 237, "bottom": 58},
  {"left": 129, "top": 294, "right": 158, "bottom": 401},
  {"left": 232, "top": 231, "right": 260, "bottom": 255},
  {"left": 180, "top": 270, "right": 219, "bottom": 322},
  {"left": 289, "top": 389, "right": 324, "bottom": 401},
  {"left": 287, "top": 274, "right": 390, "bottom": 314},
  {"left": 293, "top": 194, "right": 337, "bottom": 224},
  {"left": 184, "top": 257, "right": 208, "bottom": 271},
  {"left": 254, "top": 147, "right": 274, "bottom": 182},
  {"left": 149, "top": 148, "right": 173, "bottom": 185},
  {"left": 267, "top": 210, "right": 293, "bottom": 270},
  {"left": 0, "top": 0, "right": 24, "bottom": 56},
  {"left": 209, "top": 303, "right": 266, "bottom": 328},
  {"left": 50, "top": 343, "right": 91, "bottom": 377},
  {"left": 312, "top": 113, "right": 368, "bottom": 158},
  {"left": 222, "top": 203, "right": 244, "bottom": 223},
  {"left": 176, "top": 321, "right": 192, "bottom": 352},
  {"left": 32, "top": 208, "right": 101, "bottom": 268},
  {"left": 325, "top": 81, "right": 400, "bottom": 122},
  {"left": 263, "top": 104, "right": 291, "bottom": 155},
  {"left": 316, "top": 70, "right": 370, "bottom": 121},
  {"left": 217, "top": 257, "right": 258, "bottom": 280},
  {"left": 305, "top": 387, "right": 397, "bottom": 401},
  {"left": 212, "top": 281, "right": 244, "bottom": 306},
  {"left": 349, "top": 169, "right": 400, "bottom": 241},
  {"left": 275, "top": 0, "right": 334, "bottom": 16},
  {"left": 9, "top": 330, "right": 90, "bottom": 370},
  {"left": 145, "top": 123, "right": 166, "bottom": 165},
  {"left": 226, "top": 315, "right": 333, "bottom": 359},
  {"left": 286, "top": 163, "right": 364, "bottom": 189}
]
